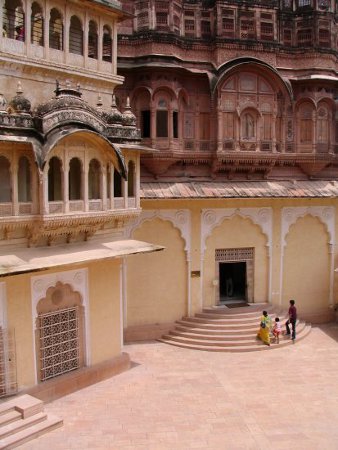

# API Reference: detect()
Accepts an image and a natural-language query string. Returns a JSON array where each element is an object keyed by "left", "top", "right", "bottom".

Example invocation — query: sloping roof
[
  {"left": 0, "top": 239, "right": 164, "bottom": 277},
  {"left": 140, "top": 180, "right": 338, "bottom": 199}
]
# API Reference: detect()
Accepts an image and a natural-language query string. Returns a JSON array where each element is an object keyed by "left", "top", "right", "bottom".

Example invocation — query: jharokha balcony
[{"left": 0, "top": 81, "right": 146, "bottom": 247}]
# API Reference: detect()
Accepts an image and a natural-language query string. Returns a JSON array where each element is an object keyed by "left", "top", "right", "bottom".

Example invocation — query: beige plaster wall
[
  {"left": 88, "top": 260, "right": 122, "bottom": 364},
  {"left": 6, "top": 273, "right": 35, "bottom": 390},
  {"left": 203, "top": 215, "right": 268, "bottom": 306},
  {"left": 282, "top": 216, "right": 330, "bottom": 320},
  {"left": 4, "top": 260, "right": 122, "bottom": 391},
  {"left": 128, "top": 218, "right": 187, "bottom": 326}
]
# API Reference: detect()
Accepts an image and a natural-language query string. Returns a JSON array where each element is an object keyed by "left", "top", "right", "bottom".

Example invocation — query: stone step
[
  {"left": 0, "top": 414, "right": 63, "bottom": 449},
  {"left": 170, "top": 322, "right": 307, "bottom": 341},
  {"left": 179, "top": 314, "right": 289, "bottom": 328},
  {"left": 175, "top": 318, "right": 300, "bottom": 335},
  {"left": 0, "top": 411, "right": 22, "bottom": 428},
  {"left": 194, "top": 312, "right": 286, "bottom": 322},
  {"left": 159, "top": 325, "right": 311, "bottom": 352},
  {"left": 0, "top": 395, "right": 44, "bottom": 419},
  {"left": 201, "top": 305, "right": 278, "bottom": 318},
  {"left": 0, "top": 412, "right": 47, "bottom": 439}
]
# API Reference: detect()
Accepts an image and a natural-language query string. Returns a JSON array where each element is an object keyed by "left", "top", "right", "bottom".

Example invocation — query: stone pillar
[
  {"left": 44, "top": 0, "right": 50, "bottom": 60},
  {"left": 84, "top": 11, "right": 89, "bottom": 67},
  {"left": 84, "top": 168, "right": 89, "bottom": 212},
  {"left": 63, "top": 158, "right": 69, "bottom": 213},
  {"left": 11, "top": 161, "right": 18, "bottom": 216},
  {"left": 25, "top": 0, "right": 32, "bottom": 56},
  {"left": 109, "top": 162, "right": 114, "bottom": 209},
  {"left": 102, "top": 166, "right": 107, "bottom": 210},
  {"left": 64, "top": 3, "right": 70, "bottom": 65},
  {"left": 98, "top": 16, "right": 103, "bottom": 71}
]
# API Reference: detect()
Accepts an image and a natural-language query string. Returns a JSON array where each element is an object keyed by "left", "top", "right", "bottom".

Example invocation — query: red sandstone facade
[{"left": 117, "top": 0, "right": 338, "bottom": 181}]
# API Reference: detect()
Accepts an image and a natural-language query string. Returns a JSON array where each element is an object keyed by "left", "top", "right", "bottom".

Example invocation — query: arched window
[
  {"left": 127, "top": 161, "right": 135, "bottom": 197},
  {"left": 69, "top": 158, "right": 82, "bottom": 200},
  {"left": 88, "top": 20, "right": 98, "bottom": 59},
  {"left": 31, "top": 2, "right": 43, "bottom": 46},
  {"left": 69, "top": 15, "right": 83, "bottom": 55},
  {"left": 156, "top": 99, "right": 168, "bottom": 138},
  {"left": 49, "top": 8, "right": 63, "bottom": 50},
  {"left": 317, "top": 106, "right": 329, "bottom": 144},
  {"left": 102, "top": 25, "right": 112, "bottom": 62},
  {"left": 18, "top": 156, "right": 31, "bottom": 202},
  {"left": 114, "top": 167, "right": 122, "bottom": 198},
  {"left": 3, "top": 0, "right": 25, "bottom": 41},
  {"left": 48, "top": 157, "right": 62, "bottom": 201},
  {"left": 36, "top": 282, "right": 85, "bottom": 381},
  {"left": 88, "top": 159, "right": 101, "bottom": 200},
  {"left": 241, "top": 113, "right": 255, "bottom": 139},
  {"left": 299, "top": 105, "right": 313, "bottom": 143},
  {"left": 0, "top": 156, "right": 11, "bottom": 202}
]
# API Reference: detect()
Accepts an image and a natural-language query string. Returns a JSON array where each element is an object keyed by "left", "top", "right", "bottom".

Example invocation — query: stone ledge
[
  {"left": 124, "top": 323, "right": 175, "bottom": 342},
  {"left": 23, "top": 352, "right": 130, "bottom": 403}
]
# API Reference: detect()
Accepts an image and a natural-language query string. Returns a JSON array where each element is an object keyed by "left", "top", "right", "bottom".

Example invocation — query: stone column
[
  {"left": 98, "top": 16, "right": 103, "bottom": 71},
  {"left": 63, "top": 158, "right": 69, "bottom": 213},
  {"left": 44, "top": 0, "right": 50, "bottom": 60},
  {"left": 102, "top": 166, "right": 107, "bottom": 210},
  {"left": 109, "top": 162, "right": 114, "bottom": 209},
  {"left": 84, "top": 11, "right": 89, "bottom": 67},
  {"left": 11, "top": 161, "right": 18, "bottom": 216},
  {"left": 84, "top": 168, "right": 89, "bottom": 212},
  {"left": 64, "top": 3, "right": 70, "bottom": 65},
  {"left": 25, "top": 0, "right": 32, "bottom": 56}
]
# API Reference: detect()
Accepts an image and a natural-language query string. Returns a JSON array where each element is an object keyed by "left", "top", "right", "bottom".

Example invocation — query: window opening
[
  {"left": 114, "top": 168, "right": 122, "bottom": 197},
  {"left": 49, "top": 8, "right": 63, "bottom": 50},
  {"left": 141, "top": 110, "right": 151, "bottom": 138},
  {"left": 0, "top": 156, "right": 11, "bottom": 202},
  {"left": 88, "top": 20, "right": 98, "bottom": 59},
  {"left": 31, "top": 2, "right": 43, "bottom": 46},
  {"left": 18, "top": 156, "right": 31, "bottom": 202},
  {"left": 127, "top": 161, "right": 135, "bottom": 197},
  {"left": 102, "top": 26, "right": 112, "bottom": 62},
  {"left": 3, "top": 0, "right": 25, "bottom": 41},
  {"left": 48, "top": 157, "right": 62, "bottom": 201},
  {"left": 69, "top": 15, "right": 83, "bottom": 55},
  {"left": 69, "top": 158, "right": 82, "bottom": 200},
  {"left": 88, "top": 159, "right": 101, "bottom": 200}
]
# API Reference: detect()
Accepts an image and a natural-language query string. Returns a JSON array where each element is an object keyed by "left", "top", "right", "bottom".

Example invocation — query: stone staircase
[
  {"left": 0, "top": 394, "right": 62, "bottom": 449},
  {"left": 159, "top": 303, "right": 311, "bottom": 352}
]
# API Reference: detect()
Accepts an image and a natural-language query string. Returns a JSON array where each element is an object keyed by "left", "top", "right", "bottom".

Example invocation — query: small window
[
  {"left": 88, "top": 20, "right": 98, "bottom": 59},
  {"left": 49, "top": 8, "right": 63, "bottom": 50},
  {"left": 156, "top": 110, "right": 168, "bottom": 137},
  {"left": 69, "top": 15, "right": 83, "bottom": 55},
  {"left": 173, "top": 111, "right": 178, "bottom": 138},
  {"left": 242, "top": 113, "right": 255, "bottom": 139},
  {"left": 3, "top": 0, "right": 25, "bottom": 41},
  {"left": 141, "top": 110, "right": 151, "bottom": 138},
  {"left": 31, "top": 2, "right": 44, "bottom": 46},
  {"left": 103, "top": 25, "right": 112, "bottom": 62}
]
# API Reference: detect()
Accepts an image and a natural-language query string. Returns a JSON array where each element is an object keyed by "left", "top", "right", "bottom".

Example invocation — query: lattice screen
[
  {"left": 38, "top": 307, "right": 80, "bottom": 382},
  {"left": 0, "top": 328, "right": 17, "bottom": 398},
  {"left": 215, "top": 248, "right": 254, "bottom": 261}
]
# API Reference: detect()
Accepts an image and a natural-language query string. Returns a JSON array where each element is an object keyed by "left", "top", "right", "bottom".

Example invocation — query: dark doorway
[{"left": 219, "top": 262, "right": 246, "bottom": 302}]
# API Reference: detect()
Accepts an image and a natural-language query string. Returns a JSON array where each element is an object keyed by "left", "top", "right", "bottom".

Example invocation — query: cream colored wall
[
  {"left": 139, "top": 197, "right": 338, "bottom": 323},
  {"left": 6, "top": 273, "right": 35, "bottom": 390},
  {"left": 87, "top": 260, "right": 122, "bottom": 364},
  {"left": 128, "top": 218, "right": 187, "bottom": 326},
  {"left": 203, "top": 215, "right": 268, "bottom": 306},
  {"left": 282, "top": 215, "right": 330, "bottom": 317},
  {"left": 4, "top": 260, "right": 122, "bottom": 390}
]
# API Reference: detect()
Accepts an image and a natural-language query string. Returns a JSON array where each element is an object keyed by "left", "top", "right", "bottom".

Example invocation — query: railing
[
  {"left": 69, "top": 200, "right": 84, "bottom": 212},
  {"left": 114, "top": 197, "right": 125, "bottom": 209},
  {"left": 89, "top": 200, "right": 102, "bottom": 211},
  {"left": 19, "top": 203, "right": 32, "bottom": 215},
  {"left": 0, "top": 204, "right": 13, "bottom": 216},
  {"left": 49, "top": 202, "right": 63, "bottom": 214}
]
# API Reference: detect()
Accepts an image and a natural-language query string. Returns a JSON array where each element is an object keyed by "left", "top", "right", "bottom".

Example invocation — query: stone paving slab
[{"left": 19, "top": 324, "right": 338, "bottom": 450}]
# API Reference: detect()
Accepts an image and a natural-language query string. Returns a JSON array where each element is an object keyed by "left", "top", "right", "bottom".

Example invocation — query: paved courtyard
[{"left": 20, "top": 324, "right": 338, "bottom": 450}]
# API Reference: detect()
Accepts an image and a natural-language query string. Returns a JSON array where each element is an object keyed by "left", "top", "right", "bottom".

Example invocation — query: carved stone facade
[{"left": 117, "top": 0, "right": 338, "bottom": 180}]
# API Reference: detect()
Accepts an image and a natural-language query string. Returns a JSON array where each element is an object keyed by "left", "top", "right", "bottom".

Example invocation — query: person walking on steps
[{"left": 285, "top": 299, "right": 297, "bottom": 341}]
